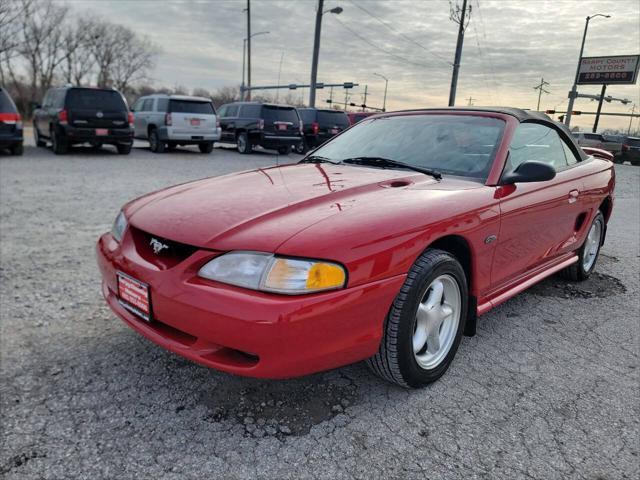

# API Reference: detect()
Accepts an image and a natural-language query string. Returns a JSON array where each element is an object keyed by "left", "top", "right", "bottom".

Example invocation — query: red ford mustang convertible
[{"left": 97, "top": 108, "right": 614, "bottom": 388}]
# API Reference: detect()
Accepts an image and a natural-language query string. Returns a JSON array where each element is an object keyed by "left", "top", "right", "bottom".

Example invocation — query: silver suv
[{"left": 131, "top": 94, "right": 221, "bottom": 153}]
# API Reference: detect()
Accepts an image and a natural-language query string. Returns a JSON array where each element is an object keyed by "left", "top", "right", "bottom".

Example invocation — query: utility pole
[
  {"left": 448, "top": 0, "right": 471, "bottom": 107},
  {"left": 241, "top": 39, "right": 246, "bottom": 100},
  {"left": 628, "top": 104, "right": 636, "bottom": 135},
  {"left": 565, "top": 13, "right": 610, "bottom": 126},
  {"left": 374, "top": 73, "right": 388, "bottom": 112},
  {"left": 362, "top": 85, "right": 368, "bottom": 111},
  {"left": 309, "top": 2, "right": 343, "bottom": 107},
  {"left": 344, "top": 90, "right": 349, "bottom": 110},
  {"left": 533, "top": 77, "right": 550, "bottom": 111},
  {"left": 275, "top": 51, "right": 284, "bottom": 103},
  {"left": 466, "top": 95, "right": 476, "bottom": 106},
  {"left": 592, "top": 84, "right": 607, "bottom": 133},
  {"left": 246, "top": 0, "right": 251, "bottom": 100}
]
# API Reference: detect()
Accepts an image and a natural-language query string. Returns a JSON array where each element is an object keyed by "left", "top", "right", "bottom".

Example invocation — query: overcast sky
[{"left": 66, "top": 0, "right": 639, "bottom": 131}]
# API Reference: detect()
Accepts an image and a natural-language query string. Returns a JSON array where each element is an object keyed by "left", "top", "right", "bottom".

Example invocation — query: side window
[
  {"left": 217, "top": 105, "right": 227, "bottom": 117},
  {"left": 509, "top": 123, "right": 568, "bottom": 171},
  {"left": 131, "top": 99, "right": 144, "bottom": 112},
  {"left": 42, "top": 92, "right": 51, "bottom": 108},
  {"left": 239, "top": 104, "right": 261, "bottom": 117},
  {"left": 156, "top": 98, "right": 168, "bottom": 112},
  {"left": 142, "top": 98, "right": 154, "bottom": 111},
  {"left": 226, "top": 105, "right": 239, "bottom": 117},
  {"left": 560, "top": 138, "right": 579, "bottom": 166}
]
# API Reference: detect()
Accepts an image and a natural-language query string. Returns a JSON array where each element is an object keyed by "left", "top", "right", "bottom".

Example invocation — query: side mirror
[
  {"left": 501, "top": 160, "right": 556, "bottom": 184},
  {"left": 30, "top": 101, "right": 41, "bottom": 110}
]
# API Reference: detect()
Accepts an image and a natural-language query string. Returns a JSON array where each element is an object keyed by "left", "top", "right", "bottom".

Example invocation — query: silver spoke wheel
[
  {"left": 413, "top": 274, "right": 461, "bottom": 370},
  {"left": 237, "top": 135, "right": 246, "bottom": 152},
  {"left": 582, "top": 218, "right": 602, "bottom": 272}
]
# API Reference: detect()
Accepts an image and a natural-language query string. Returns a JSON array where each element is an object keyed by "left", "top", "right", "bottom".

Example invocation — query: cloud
[{"left": 71, "top": 0, "right": 640, "bottom": 130}]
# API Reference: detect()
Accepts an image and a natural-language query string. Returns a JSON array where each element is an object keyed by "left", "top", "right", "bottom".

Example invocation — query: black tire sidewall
[
  {"left": 395, "top": 254, "right": 468, "bottom": 387},
  {"left": 576, "top": 211, "right": 605, "bottom": 278}
]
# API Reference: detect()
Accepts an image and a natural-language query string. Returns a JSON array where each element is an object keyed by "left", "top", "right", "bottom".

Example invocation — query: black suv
[
  {"left": 0, "top": 87, "right": 23, "bottom": 155},
  {"left": 33, "top": 87, "right": 133, "bottom": 155},
  {"left": 296, "top": 107, "right": 349, "bottom": 153},
  {"left": 218, "top": 102, "right": 302, "bottom": 154}
]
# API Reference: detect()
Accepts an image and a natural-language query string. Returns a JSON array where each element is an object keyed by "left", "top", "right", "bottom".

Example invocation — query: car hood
[{"left": 126, "top": 163, "right": 482, "bottom": 251}]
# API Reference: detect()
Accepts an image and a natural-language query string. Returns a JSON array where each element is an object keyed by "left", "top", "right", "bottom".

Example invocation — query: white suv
[{"left": 131, "top": 94, "right": 221, "bottom": 153}]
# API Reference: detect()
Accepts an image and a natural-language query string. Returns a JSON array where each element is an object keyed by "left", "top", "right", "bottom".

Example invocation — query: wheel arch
[
  {"left": 147, "top": 124, "right": 157, "bottom": 135},
  {"left": 599, "top": 195, "right": 613, "bottom": 222}
]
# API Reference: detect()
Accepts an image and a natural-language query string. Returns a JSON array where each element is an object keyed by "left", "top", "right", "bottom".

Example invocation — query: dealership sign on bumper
[{"left": 577, "top": 55, "right": 640, "bottom": 85}]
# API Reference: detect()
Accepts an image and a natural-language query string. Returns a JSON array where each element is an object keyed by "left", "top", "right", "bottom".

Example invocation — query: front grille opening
[{"left": 129, "top": 227, "right": 198, "bottom": 269}]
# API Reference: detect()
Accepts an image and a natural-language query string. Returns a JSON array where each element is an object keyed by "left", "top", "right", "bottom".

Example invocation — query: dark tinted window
[
  {"left": 298, "top": 109, "right": 317, "bottom": 123},
  {"left": 317, "top": 110, "right": 349, "bottom": 127},
  {"left": 627, "top": 138, "right": 640, "bottom": 147},
  {"left": 509, "top": 123, "right": 568, "bottom": 171},
  {"left": 313, "top": 115, "right": 505, "bottom": 180},
  {"left": 169, "top": 100, "right": 215, "bottom": 114},
  {"left": 142, "top": 99, "right": 154, "bottom": 111},
  {"left": 66, "top": 89, "right": 127, "bottom": 111},
  {"left": 239, "top": 104, "right": 262, "bottom": 117},
  {"left": 0, "top": 89, "right": 17, "bottom": 112},
  {"left": 263, "top": 106, "right": 299, "bottom": 124},
  {"left": 156, "top": 98, "right": 169, "bottom": 111},
  {"left": 226, "top": 105, "right": 239, "bottom": 117}
]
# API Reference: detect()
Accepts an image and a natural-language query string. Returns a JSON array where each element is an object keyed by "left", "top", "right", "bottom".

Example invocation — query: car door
[
  {"left": 34, "top": 91, "right": 50, "bottom": 137},
  {"left": 220, "top": 104, "right": 239, "bottom": 142},
  {"left": 131, "top": 98, "right": 145, "bottom": 138},
  {"left": 491, "top": 122, "right": 585, "bottom": 289}
]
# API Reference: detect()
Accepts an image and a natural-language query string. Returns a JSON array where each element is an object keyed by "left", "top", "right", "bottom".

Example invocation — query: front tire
[
  {"left": 367, "top": 249, "right": 468, "bottom": 388},
  {"left": 199, "top": 142, "right": 214, "bottom": 154},
  {"left": 559, "top": 211, "right": 604, "bottom": 281},
  {"left": 149, "top": 129, "right": 165, "bottom": 153},
  {"left": 34, "top": 127, "right": 46, "bottom": 147},
  {"left": 237, "top": 132, "right": 252, "bottom": 154}
]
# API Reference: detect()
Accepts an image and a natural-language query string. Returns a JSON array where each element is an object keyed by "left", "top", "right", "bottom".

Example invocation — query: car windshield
[
  {"left": 311, "top": 114, "right": 505, "bottom": 180},
  {"left": 66, "top": 89, "right": 127, "bottom": 111},
  {"left": 298, "top": 109, "right": 316, "bottom": 123},
  {"left": 169, "top": 100, "right": 215, "bottom": 114}
]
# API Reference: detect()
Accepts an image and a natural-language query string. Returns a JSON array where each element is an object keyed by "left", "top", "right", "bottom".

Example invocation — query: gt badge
[{"left": 150, "top": 237, "right": 169, "bottom": 254}]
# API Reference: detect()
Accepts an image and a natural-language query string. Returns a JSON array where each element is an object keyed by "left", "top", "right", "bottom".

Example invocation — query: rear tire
[
  {"left": 559, "top": 211, "right": 605, "bottom": 281},
  {"left": 367, "top": 249, "right": 468, "bottom": 388},
  {"left": 34, "top": 127, "right": 46, "bottom": 147},
  {"left": 149, "top": 129, "right": 164, "bottom": 153},
  {"left": 295, "top": 140, "right": 308, "bottom": 154},
  {"left": 116, "top": 143, "right": 132, "bottom": 155},
  {"left": 199, "top": 142, "right": 214, "bottom": 154},
  {"left": 237, "top": 132, "right": 252, "bottom": 154},
  {"left": 51, "top": 128, "right": 68, "bottom": 155},
  {"left": 10, "top": 143, "right": 23, "bottom": 156}
]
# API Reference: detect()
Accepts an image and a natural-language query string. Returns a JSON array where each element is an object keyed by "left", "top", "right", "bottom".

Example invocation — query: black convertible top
[{"left": 388, "top": 107, "right": 589, "bottom": 161}]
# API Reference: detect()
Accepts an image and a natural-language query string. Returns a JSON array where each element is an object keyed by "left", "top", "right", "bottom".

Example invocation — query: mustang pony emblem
[{"left": 149, "top": 238, "right": 169, "bottom": 254}]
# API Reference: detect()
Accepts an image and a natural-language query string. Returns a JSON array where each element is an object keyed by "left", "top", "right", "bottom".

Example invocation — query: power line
[
  {"left": 470, "top": 16, "right": 493, "bottom": 104},
  {"left": 533, "top": 77, "right": 550, "bottom": 111},
  {"left": 332, "top": 16, "right": 434, "bottom": 69},
  {"left": 348, "top": 0, "right": 451, "bottom": 67},
  {"left": 474, "top": 0, "right": 501, "bottom": 103}
]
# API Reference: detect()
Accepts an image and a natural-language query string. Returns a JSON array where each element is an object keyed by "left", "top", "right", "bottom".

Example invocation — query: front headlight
[
  {"left": 198, "top": 252, "right": 347, "bottom": 294},
  {"left": 111, "top": 211, "right": 128, "bottom": 242}
]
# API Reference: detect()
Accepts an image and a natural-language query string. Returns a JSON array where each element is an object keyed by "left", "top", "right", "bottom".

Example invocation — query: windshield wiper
[
  {"left": 299, "top": 155, "right": 341, "bottom": 165},
  {"left": 340, "top": 157, "right": 442, "bottom": 180}
]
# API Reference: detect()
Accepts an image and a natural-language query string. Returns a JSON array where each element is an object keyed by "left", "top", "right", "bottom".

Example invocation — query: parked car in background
[
  {"left": 131, "top": 94, "right": 220, "bottom": 153},
  {"left": 296, "top": 107, "right": 350, "bottom": 153},
  {"left": 571, "top": 132, "right": 605, "bottom": 150},
  {"left": 347, "top": 111, "right": 377, "bottom": 125},
  {"left": 615, "top": 136, "right": 640, "bottom": 165},
  {"left": 218, "top": 102, "right": 302, "bottom": 154},
  {"left": 0, "top": 87, "right": 23, "bottom": 155},
  {"left": 33, "top": 86, "right": 133, "bottom": 155}
]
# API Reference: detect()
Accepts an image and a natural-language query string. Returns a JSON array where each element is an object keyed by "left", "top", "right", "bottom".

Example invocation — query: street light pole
[
  {"left": 564, "top": 13, "right": 610, "bottom": 126},
  {"left": 246, "top": 0, "right": 251, "bottom": 100},
  {"left": 374, "top": 72, "right": 388, "bottom": 112},
  {"left": 241, "top": 31, "right": 269, "bottom": 101},
  {"left": 309, "top": 1, "right": 343, "bottom": 107},
  {"left": 241, "top": 39, "right": 246, "bottom": 100}
]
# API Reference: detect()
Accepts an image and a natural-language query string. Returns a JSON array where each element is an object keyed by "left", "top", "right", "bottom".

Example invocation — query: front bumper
[
  {"left": 63, "top": 125, "right": 133, "bottom": 145},
  {"left": 96, "top": 232, "right": 405, "bottom": 379}
]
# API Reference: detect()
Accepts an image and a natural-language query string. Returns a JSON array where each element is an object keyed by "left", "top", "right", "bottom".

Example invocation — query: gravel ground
[{"left": 1, "top": 132, "right": 639, "bottom": 479}]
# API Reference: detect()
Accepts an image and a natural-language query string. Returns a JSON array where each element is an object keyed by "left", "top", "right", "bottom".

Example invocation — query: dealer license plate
[
  {"left": 96, "top": 128, "right": 109, "bottom": 136},
  {"left": 117, "top": 271, "right": 151, "bottom": 322}
]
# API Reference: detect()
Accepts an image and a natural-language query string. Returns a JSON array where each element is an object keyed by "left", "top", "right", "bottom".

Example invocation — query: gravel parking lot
[{"left": 1, "top": 131, "right": 639, "bottom": 479}]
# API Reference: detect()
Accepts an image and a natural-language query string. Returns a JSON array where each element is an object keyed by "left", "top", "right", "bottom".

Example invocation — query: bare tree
[
  {"left": 111, "top": 32, "right": 157, "bottom": 93},
  {"left": 211, "top": 86, "right": 240, "bottom": 107},
  {"left": 61, "top": 17, "right": 96, "bottom": 86}
]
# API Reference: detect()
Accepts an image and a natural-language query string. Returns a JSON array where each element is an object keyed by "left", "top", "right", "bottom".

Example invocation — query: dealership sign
[{"left": 577, "top": 55, "right": 640, "bottom": 85}]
